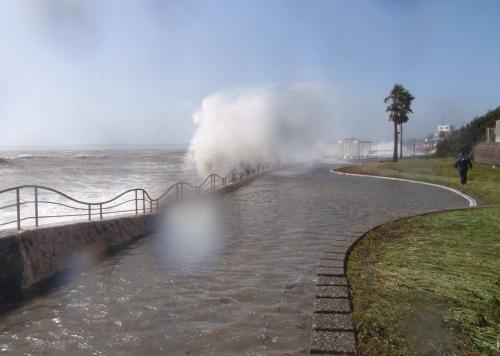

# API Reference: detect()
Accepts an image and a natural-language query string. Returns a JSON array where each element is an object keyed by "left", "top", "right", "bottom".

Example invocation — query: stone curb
[
  {"left": 311, "top": 234, "right": 359, "bottom": 355},
  {"left": 310, "top": 213, "right": 367, "bottom": 354},
  {"left": 310, "top": 169, "right": 487, "bottom": 354},
  {"left": 331, "top": 168, "right": 478, "bottom": 207}
]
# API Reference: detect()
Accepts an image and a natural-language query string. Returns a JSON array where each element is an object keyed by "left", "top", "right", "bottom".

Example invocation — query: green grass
[
  {"left": 348, "top": 208, "right": 500, "bottom": 355},
  {"left": 338, "top": 157, "right": 500, "bottom": 204},
  {"left": 342, "top": 158, "right": 500, "bottom": 355}
]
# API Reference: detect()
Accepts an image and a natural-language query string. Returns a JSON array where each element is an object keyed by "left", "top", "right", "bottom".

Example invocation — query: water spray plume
[{"left": 188, "top": 84, "right": 336, "bottom": 176}]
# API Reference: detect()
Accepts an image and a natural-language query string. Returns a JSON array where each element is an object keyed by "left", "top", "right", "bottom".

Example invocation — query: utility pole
[{"left": 400, "top": 124, "right": 403, "bottom": 159}]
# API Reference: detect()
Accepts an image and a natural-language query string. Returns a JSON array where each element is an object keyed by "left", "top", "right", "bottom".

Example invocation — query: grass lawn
[
  {"left": 342, "top": 157, "right": 500, "bottom": 355},
  {"left": 348, "top": 208, "right": 500, "bottom": 355},
  {"left": 337, "top": 157, "right": 500, "bottom": 204}
]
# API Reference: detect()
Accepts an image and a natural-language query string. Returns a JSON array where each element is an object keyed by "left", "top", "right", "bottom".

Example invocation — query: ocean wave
[
  {"left": 15, "top": 154, "right": 40, "bottom": 159},
  {"left": 0, "top": 157, "right": 12, "bottom": 165},
  {"left": 73, "top": 153, "right": 97, "bottom": 159},
  {"left": 14, "top": 152, "right": 110, "bottom": 160}
]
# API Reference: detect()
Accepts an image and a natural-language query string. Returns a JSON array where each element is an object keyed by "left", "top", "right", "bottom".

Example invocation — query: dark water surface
[{"left": 0, "top": 161, "right": 467, "bottom": 354}]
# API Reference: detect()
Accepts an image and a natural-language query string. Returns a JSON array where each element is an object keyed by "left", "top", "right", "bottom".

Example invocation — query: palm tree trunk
[
  {"left": 393, "top": 121, "right": 398, "bottom": 162},
  {"left": 400, "top": 123, "right": 403, "bottom": 159}
]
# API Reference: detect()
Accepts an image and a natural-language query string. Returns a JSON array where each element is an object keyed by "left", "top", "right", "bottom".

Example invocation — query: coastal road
[{"left": 0, "top": 160, "right": 467, "bottom": 355}]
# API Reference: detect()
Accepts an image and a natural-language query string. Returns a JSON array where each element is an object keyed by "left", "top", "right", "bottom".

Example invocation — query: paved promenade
[
  {"left": 253, "top": 160, "right": 469, "bottom": 353},
  {"left": 0, "top": 160, "right": 469, "bottom": 354}
]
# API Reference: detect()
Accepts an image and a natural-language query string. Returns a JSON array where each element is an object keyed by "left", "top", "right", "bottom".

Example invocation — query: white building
[
  {"left": 496, "top": 120, "right": 500, "bottom": 143},
  {"left": 433, "top": 124, "right": 454, "bottom": 139},
  {"left": 487, "top": 120, "right": 500, "bottom": 143},
  {"left": 338, "top": 138, "right": 372, "bottom": 160}
]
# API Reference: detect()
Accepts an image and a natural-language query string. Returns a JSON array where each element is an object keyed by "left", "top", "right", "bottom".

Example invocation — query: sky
[{"left": 0, "top": 0, "right": 499, "bottom": 148}]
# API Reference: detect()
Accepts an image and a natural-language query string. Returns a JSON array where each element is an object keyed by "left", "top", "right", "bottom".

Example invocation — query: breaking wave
[{"left": 188, "top": 84, "right": 336, "bottom": 176}]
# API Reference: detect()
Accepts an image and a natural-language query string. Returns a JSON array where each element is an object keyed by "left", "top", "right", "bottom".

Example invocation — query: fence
[{"left": 0, "top": 163, "right": 276, "bottom": 232}]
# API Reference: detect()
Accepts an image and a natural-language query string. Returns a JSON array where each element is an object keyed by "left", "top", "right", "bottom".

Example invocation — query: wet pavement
[{"left": 0, "top": 160, "right": 467, "bottom": 355}]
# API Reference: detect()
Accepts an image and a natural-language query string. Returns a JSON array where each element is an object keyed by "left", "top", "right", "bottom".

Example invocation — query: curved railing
[{"left": 0, "top": 162, "right": 280, "bottom": 231}]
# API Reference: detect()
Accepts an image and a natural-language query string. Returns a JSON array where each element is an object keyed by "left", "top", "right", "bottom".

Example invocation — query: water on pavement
[{"left": 0, "top": 161, "right": 467, "bottom": 354}]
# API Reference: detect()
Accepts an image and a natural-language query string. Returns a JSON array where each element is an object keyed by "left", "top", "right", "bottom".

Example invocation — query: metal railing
[{"left": 0, "top": 160, "right": 292, "bottom": 232}]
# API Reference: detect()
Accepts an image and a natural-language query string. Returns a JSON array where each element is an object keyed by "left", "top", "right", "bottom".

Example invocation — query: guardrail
[{"left": 0, "top": 162, "right": 279, "bottom": 232}]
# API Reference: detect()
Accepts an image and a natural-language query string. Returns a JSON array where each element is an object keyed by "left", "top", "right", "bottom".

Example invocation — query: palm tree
[{"left": 384, "top": 84, "right": 415, "bottom": 162}]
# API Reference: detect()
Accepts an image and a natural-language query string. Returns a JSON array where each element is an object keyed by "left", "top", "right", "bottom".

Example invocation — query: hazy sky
[{"left": 1, "top": 0, "right": 499, "bottom": 148}]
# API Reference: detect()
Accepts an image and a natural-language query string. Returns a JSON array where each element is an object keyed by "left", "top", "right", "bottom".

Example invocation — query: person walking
[{"left": 454, "top": 152, "right": 473, "bottom": 185}]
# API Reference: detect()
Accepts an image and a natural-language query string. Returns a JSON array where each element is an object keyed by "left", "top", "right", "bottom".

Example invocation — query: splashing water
[{"left": 188, "top": 84, "right": 337, "bottom": 176}]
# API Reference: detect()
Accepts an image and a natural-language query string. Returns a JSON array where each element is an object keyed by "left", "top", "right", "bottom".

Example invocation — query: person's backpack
[{"left": 458, "top": 155, "right": 469, "bottom": 169}]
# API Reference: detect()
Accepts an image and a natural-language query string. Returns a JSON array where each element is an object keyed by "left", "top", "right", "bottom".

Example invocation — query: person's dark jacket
[{"left": 454, "top": 155, "right": 472, "bottom": 172}]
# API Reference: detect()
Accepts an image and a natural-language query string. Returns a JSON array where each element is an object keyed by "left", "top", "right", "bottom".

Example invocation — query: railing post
[
  {"left": 149, "top": 198, "right": 153, "bottom": 213},
  {"left": 142, "top": 190, "right": 146, "bottom": 215},
  {"left": 135, "top": 190, "right": 138, "bottom": 215},
  {"left": 99, "top": 204, "right": 103, "bottom": 220},
  {"left": 88, "top": 204, "right": 91, "bottom": 221},
  {"left": 180, "top": 182, "right": 183, "bottom": 198},
  {"left": 16, "top": 187, "right": 21, "bottom": 231},
  {"left": 34, "top": 187, "right": 39, "bottom": 228}
]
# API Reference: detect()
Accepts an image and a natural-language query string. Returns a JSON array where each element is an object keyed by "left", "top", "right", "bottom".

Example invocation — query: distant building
[
  {"left": 437, "top": 125, "right": 453, "bottom": 132},
  {"left": 417, "top": 125, "right": 453, "bottom": 154},
  {"left": 433, "top": 124, "right": 454, "bottom": 140},
  {"left": 496, "top": 120, "right": 500, "bottom": 143},
  {"left": 338, "top": 138, "right": 372, "bottom": 160},
  {"left": 417, "top": 136, "right": 438, "bottom": 154},
  {"left": 485, "top": 121, "right": 499, "bottom": 143}
]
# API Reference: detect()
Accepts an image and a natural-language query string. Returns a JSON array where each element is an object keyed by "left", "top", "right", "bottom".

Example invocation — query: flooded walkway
[{"left": 0, "top": 161, "right": 467, "bottom": 355}]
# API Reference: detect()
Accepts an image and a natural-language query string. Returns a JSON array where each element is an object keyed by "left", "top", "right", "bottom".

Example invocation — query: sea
[
  {"left": 0, "top": 149, "right": 318, "bottom": 354},
  {"left": 0, "top": 148, "right": 198, "bottom": 231}
]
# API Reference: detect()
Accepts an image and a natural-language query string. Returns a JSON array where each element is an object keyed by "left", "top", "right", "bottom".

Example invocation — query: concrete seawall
[
  {"left": 0, "top": 214, "right": 156, "bottom": 297},
  {"left": 474, "top": 143, "right": 500, "bottom": 165},
  {"left": 0, "top": 173, "right": 263, "bottom": 298}
]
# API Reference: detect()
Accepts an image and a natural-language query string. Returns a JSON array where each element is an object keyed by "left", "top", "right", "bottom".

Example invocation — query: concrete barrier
[
  {"left": 0, "top": 214, "right": 157, "bottom": 298},
  {"left": 0, "top": 173, "right": 263, "bottom": 298},
  {"left": 474, "top": 143, "right": 500, "bottom": 165}
]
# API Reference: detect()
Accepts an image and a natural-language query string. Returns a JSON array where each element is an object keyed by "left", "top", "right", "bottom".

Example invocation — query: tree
[
  {"left": 435, "top": 107, "right": 500, "bottom": 157},
  {"left": 384, "top": 84, "right": 415, "bottom": 162}
]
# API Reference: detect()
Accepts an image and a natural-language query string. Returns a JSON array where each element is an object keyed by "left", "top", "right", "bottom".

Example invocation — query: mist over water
[{"left": 188, "top": 84, "right": 337, "bottom": 176}]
